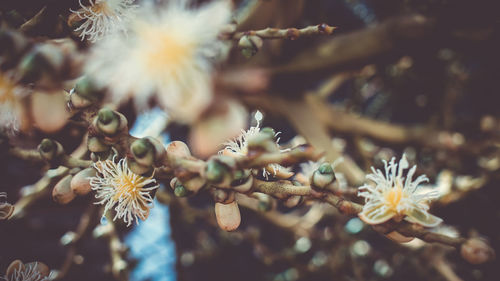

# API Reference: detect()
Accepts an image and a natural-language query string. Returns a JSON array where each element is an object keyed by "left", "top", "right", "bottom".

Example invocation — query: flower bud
[
  {"left": 87, "top": 136, "right": 109, "bottom": 153},
  {"left": 232, "top": 171, "right": 253, "bottom": 193},
  {"left": 38, "top": 138, "right": 65, "bottom": 165},
  {"left": 17, "top": 44, "right": 64, "bottom": 88},
  {"left": 174, "top": 185, "right": 189, "bottom": 197},
  {"left": 94, "top": 108, "right": 127, "bottom": 136},
  {"left": 215, "top": 201, "right": 241, "bottom": 231},
  {"left": 204, "top": 156, "right": 235, "bottom": 187},
  {"left": 69, "top": 77, "right": 103, "bottom": 109},
  {"left": 71, "top": 168, "right": 96, "bottom": 195},
  {"left": 461, "top": 238, "right": 495, "bottom": 264},
  {"left": 166, "top": 141, "right": 191, "bottom": 164},
  {"left": 238, "top": 35, "right": 263, "bottom": 58},
  {"left": 311, "top": 163, "right": 336, "bottom": 189},
  {"left": 127, "top": 159, "right": 153, "bottom": 175},
  {"left": 247, "top": 132, "right": 280, "bottom": 155},
  {"left": 53, "top": 175, "right": 76, "bottom": 204},
  {"left": 131, "top": 137, "right": 166, "bottom": 167},
  {"left": 212, "top": 189, "right": 235, "bottom": 204}
]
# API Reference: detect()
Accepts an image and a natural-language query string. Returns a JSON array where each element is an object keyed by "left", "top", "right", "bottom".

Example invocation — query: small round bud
[
  {"left": 232, "top": 174, "right": 253, "bottom": 193},
  {"left": 127, "top": 159, "right": 153, "bottom": 175},
  {"left": 38, "top": 138, "right": 64, "bottom": 164},
  {"left": 260, "top": 127, "right": 276, "bottom": 140},
  {"left": 215, "top": 201, "right": 241, "bottom": 231},
  {"left": 238, "top": 35, "right": 263, "bottom": 58},
  {"left": 131, "top": 137, "right": 166, "bottom": 167},
  {"left": 17, "top": 44, "right": 64, "bottom": 87},
  {"left": 174, "top": 185, "right": 189, "bottom": 197},
  {"left": 204, "top": 156, "right": 236, "bottom": 187},
  {"left": 95, "top": 108, "right": 127, "bottom": 136},
  {"left": 311, "top": 163, "right": 336, "bottom": 189},
  {"left": 283, "top": 196, "right": 303, "bottom": 208},
  {"left": 461, "top": 238, "right": 495, "bottom": 264},
  {"left": 87, "top": 136, "right": 109, "bottom": 153},
  {"left": 166, "top": 141, "right": 191, "bottom": 159},
  {"left": 70, "top": 168, "right": 96, "bottom": 195},
  {"left": 53, "top": 175, "right": 76, "bottom": 204}
]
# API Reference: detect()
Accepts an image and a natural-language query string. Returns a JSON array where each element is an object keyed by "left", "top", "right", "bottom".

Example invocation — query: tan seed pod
[
  {"left": 461, "top": 238, "right": 495, "bottom": 264},
  {"left": 166, "top": 141, "right": 191, "bottom": 160},
  {"left": 215, "top": 201, "right": 241, "bottom": 232},
  {"left": 71, "top": 168, "right": 96, "bottom": 195},
  {"left": 53, "top": 175, "right": 76, "bottom": 204}
]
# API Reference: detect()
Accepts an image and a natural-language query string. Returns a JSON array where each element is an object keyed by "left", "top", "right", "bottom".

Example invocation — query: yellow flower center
[
  {"left": 112, "top": 174, "right": 148, "bottom": 211},
  {"left": 136, "top": 25, "right": 195, "bottom": 75},
  {"left": 384, "top": 184, "right": 405, "bottom": 211}
]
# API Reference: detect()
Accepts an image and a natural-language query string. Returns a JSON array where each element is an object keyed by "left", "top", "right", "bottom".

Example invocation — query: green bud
[
  {"left": 318, "top": 163, "right": 333, "bottom": 174},
  {"left": 238, "top": 35, "right": 263, "bottom": 58},
  {"left": 205, "top": 160, "right": 226, "bottom": 183},
  {"left": 174, "top": 185, "right": 189, "bottom": 197},
  {"left": 260, "top": 127, "right": 276, "bottom": 140}
]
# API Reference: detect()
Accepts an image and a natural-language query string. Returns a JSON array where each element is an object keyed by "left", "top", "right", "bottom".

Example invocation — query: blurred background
[{"left": 1, "top": 0, "right": 500, "bottom": 280}]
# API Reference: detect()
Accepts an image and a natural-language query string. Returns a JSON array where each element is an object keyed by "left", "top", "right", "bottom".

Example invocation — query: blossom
[
  {"left": 221, "top": 111, "right": 289, "bottom": 179},
  {"left": 357, "top": 154, "right": 442, "bottom": 227},
  {"left": 2, "top": 261, "right": 53, "bottom": 281},
  {"left": 71, "top": 0, "right": 137, "bottom": 42},
  {"left": 0, "top": 72, "right": 27, "bottom": 133},
  {"left": 89, "top": 156, "right": 159, "bottom": 226},
  {"left": 85, "top": 0, "right": 232, "bottom": 123}
]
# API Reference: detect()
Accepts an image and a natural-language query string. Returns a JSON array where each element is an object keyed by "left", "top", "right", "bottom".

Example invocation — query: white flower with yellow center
[
  {"left": 71, "top": 0, "right": 137, "bottom": 42},
  {"left": 0, "top": 72, "right": 26, "bottom": 133},
  {"left": 90, "top": 157, "right": 159, "bottom": 226},
  {"left": 85, "top": 0, "right": 232, "bottom": 123},
  {"left": 358, "top": 154, "right": 442, "bottom": 227}
]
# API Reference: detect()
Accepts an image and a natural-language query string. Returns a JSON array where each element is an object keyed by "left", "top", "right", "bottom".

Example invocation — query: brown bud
[
  {"left": 166, "top": 141, "right": 191, "bottom": 161},
  {"left": 53, "top": 175, "right": 76, "bottom": 204},
  {"left": 215, "top": 201, "right": 241, "bottom": 231},
  {"left": 461, "top": 238, "right": 495, "bottom": 264},
  {"left": 71, "top": 168, "right": 96, "bottom": 195}
]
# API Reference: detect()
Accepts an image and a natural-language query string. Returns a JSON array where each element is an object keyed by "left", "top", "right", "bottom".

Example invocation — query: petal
[
  {"left": 404, "top": 208, "right": 443, "bottom": 227},
  {"left": 359, "top": 204, "right": 396, "bottom": 225}
]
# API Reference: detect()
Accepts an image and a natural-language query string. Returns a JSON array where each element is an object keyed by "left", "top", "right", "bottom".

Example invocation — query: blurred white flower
[
  {"left": 85, "top": 0, "right": 232, "bottom": 123},
  {"left": 0, "top": 72, "right": 27, "bottom": 133},
  {"left": 90, "top": 156, "right": 159, "bottom": 226},
  {"left": 358, "top": 154, "right": 442, "bottom": 227},
  {"left": 71, "top": 0, "right": 137, "bottom": 42},
  {"left": 3, "top": 262, "right": 52, "bottom": 281}
]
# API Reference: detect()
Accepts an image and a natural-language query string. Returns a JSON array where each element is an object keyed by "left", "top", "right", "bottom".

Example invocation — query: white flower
[
  {"left": 89, "top": 156, "right": 159, "bottom": 226},
  {"left": 357, "top": 154, "right": 442, "bottom": 227},
  {"left": 85, "top": 0, "right": 232, "bottom": 123},
  {"left": 221, "top": 111, "right": 289, "bottom": 179},
  {"left": 3, "top": 262, "right": 52, "bottom": 281},
  {"left": 0, "top": 72, "right": 27, "bottom": 134},
  {"left": 71, "top": 0, "right": 137, "bottom": 42}
]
